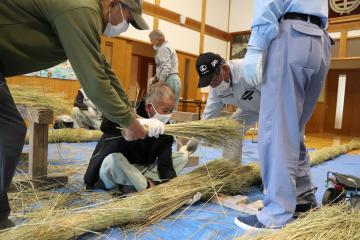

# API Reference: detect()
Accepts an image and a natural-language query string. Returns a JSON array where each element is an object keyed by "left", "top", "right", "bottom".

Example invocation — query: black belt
[{"left": 281, "top": 12, "right": 322, "bottom": 28}]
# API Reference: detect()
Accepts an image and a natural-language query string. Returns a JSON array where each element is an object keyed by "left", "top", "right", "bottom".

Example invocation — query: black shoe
[
  {"left": 234, "top": 215, "right": 269, "bottom": 231},
  {"left": 0, "top": 218, "right": 15, "bottom": 230}
]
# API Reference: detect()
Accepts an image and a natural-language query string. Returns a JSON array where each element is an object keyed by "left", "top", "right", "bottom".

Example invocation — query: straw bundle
[
  {"left": 24, "top": 129, "right": 102, "bottom": 144},
  {"left": 164, "top": 117, "right": 244, "bottom": 148},
  {"left": 309, "top": 140, "right": 360, "bottom": 165},
  {"left": 0, "top": 159, "right": 260, "bottom": 239},
  {"left": 237, "top": 204, "right": 360, "bottom": 240},
  {"left": 23, "top": 117, "right": 243, "bottom": 146},
  {"left": 9, "top": 85, "right": 72, "bottom": 115}
]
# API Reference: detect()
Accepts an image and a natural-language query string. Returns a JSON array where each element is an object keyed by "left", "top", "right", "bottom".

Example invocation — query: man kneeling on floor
[{"left": 84, "top": 82, "right": 196, "bottom": 193}]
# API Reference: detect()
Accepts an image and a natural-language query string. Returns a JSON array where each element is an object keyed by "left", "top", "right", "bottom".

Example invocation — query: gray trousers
[
  {"left": 257, "top": 19, "right": 331, "bottom": 227},
  {"left": 0, "top": 75, "right": 27, "bottom": 221}
]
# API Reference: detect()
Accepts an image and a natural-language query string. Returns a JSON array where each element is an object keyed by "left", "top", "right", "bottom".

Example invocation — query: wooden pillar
[
  {"left": 29, "top": 122, "right": 49, "bottom": 178},
  {"left": 199, "top": 0, "right": 207, "bottom": 54},
  {"left": 153, "top": 0, "right": 160, "bottom": 30},
  {"left": 225, "top": 0, "right": 232, "bottom": 59},
  {"left": 339, "top": 31, "right": 348, "bottom": 57}
]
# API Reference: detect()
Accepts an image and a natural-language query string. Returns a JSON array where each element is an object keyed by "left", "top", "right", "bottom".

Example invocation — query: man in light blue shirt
[{"left": 235, "top": 0, "right": 332, "bottom": 230}]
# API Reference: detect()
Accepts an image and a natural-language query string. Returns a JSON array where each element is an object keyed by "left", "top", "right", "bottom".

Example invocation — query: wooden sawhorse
[{"left": 15, "top": 106, "right": 68, "bottom": 187}]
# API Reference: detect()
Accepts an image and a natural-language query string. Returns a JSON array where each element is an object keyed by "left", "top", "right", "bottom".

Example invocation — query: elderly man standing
[
  {"left": 149, "top": 30, "right": 181, "bottom": 109},
  {"left": 0, "top": 0, "right": 161, "bottom": 229},
  {"left": 235, "top": 0, "right": 331, "bottom": 230}
]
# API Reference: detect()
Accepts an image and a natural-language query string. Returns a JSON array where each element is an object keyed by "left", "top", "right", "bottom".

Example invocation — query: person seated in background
[
  {"left": 72, "top": 88, "right": 102, "bottom": 130},
  {"left": 84, "top": 82, "right": 196, "bottom": 193}
]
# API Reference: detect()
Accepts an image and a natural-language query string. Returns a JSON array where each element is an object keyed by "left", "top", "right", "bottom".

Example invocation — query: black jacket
[
  {"left": 84, "top": 101, "right": 176, "bottom": 188},
  {"left": 74, "top": 90, "right": 88, "bottom": 110}
]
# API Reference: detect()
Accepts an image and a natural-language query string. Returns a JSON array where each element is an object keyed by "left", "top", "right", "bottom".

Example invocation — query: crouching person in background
[
  {"left": 84, "top": 82, "right": 196, "bottom": 193},
  {"left": 72, "top": 88, "right": 102, "bottom": 130}
]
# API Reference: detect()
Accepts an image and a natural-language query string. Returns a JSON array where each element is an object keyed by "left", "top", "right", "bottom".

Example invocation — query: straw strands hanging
[
  {"left": 237, "top": 204, "right": 360, "bottom": 240},
  {"left": 9, "top": 85, "right": 72, "bottom": 115},
  {"left": 164, "top": 117, "right": 244, "bottom": 148}
]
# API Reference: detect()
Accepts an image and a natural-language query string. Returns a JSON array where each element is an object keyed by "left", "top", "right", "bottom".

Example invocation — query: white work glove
[
  {"left": 87, "top": 107, "right": 96, "bottom": 116},
  {"left": 186, "top": 192, "right": 202, "bottom": 205},
  {"left": 138, "top": 118, "right": 165, "bottom": 138},
  {"left": 242, "top": 46, "right": 265, "bottom": 87}
]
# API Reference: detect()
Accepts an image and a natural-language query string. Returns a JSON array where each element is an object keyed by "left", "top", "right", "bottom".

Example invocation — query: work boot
[{"left": 0, "top": 218, "right": 15, "bottom": 230}]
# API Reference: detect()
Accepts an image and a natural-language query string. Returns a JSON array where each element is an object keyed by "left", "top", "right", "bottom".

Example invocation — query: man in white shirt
[
  {"left": 196, "top": 52, "right": 261, "bottom": 160},
  {"left": 197, "top": 52, "right": 260, "bottom": 131}
]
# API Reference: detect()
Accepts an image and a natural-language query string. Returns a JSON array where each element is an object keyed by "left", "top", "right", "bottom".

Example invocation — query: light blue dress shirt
[{"left": 248, "top": 0, "right": 329, "bottom": 50}]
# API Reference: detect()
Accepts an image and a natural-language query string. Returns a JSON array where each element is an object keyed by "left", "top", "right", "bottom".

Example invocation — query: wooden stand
[
  {"left": 15, "top": 106, "right": 68, "bottom": 187},
  {"left": 211, "top": 194, "right": 263, "bottom": 215}
]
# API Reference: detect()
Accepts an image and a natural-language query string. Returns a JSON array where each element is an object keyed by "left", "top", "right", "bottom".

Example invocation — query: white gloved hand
[
  {"left": 138, "top": 118, "right": 165, "bottom": 138},
  {"left": 87, "top": 107, "right": 96, "bottom": 116},
  {"left": 242, "top": 46, "right": 265, "bottom": 87},
  {"left": 186, "top": 192, "right": 202, "bottom": 205}
]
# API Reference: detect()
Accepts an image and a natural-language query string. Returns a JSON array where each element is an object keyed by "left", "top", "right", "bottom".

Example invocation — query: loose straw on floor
[
  {"left": 0, "top": 160, "right": 260, "bottom": 240},
  {"left": 3, "top": 141, "right": 359, "bottom": 239},
  {"left": 237, "top": 204, "right": 360, "bottom": 240}
]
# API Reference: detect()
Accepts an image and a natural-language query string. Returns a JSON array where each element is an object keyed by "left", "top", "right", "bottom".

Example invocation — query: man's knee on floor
[{"left": 100, "top": 153, "right": 127, "bottom": 175}]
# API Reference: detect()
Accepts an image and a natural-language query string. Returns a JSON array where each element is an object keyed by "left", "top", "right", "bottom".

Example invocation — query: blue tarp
[{"left": 21, "top": 139, "right": 360, "bottom": 239}]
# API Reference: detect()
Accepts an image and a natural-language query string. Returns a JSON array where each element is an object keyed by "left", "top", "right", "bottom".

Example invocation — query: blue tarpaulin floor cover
[{"left": 21, "top": 139, "right": 360, "bottom": 239}]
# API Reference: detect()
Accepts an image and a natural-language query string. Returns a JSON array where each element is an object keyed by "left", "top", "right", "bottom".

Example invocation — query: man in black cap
[{"left": 196, "top": 52, "right": 260, "bottom": 131}]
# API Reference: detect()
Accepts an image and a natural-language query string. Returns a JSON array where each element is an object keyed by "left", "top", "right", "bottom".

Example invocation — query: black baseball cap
[{"left": 196, "top": 52, "right": 222, "bottom": 88}]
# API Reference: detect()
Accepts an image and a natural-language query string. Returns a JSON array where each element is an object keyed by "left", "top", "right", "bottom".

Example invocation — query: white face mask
[
  {"left": 103, "top": 4, "right": 129, "bottom": 37},
  {"left": 149, "top": 103, "right": 172, "bottom": 123},
  {"left": 216, "top": 70, "right": 230, "bottom": 92}
]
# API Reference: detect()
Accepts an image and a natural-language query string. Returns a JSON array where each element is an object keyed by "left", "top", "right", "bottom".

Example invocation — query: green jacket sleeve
[{"left": 51, "top": 8, "right": 134, "bottom": 127}]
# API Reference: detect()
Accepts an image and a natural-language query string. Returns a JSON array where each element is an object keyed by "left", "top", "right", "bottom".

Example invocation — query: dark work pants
[{"left": 0, "top": 73, "right": 27, "bottom": 221}]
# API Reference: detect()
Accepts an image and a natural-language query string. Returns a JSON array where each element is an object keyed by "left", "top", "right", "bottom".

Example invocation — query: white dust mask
[
  {"left": 103, "top": 4, "right": 129, "bottom": 37},
  {"left": 150, "top": 103, "right": 172, "bottom": 123},
  {"left": 216, "top": 70, "right": 230, "bottom": 92}
]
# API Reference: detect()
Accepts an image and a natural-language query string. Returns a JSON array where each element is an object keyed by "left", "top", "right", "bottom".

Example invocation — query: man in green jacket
[{"left": 0, "top": 0, "right": 152, "bottom": 229}]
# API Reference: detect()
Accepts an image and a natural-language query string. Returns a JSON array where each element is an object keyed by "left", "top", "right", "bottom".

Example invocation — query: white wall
[
  {"left": 159, "top": 20, "right": 200, "bottom": 55},
  {"left": 161, "top": 0, "right": 202, "bottom": 21},
  {"left": 229, "top": 0, "right": 254, "bottom": 32},
  {"left": 206, "top": 0, "right": 230, "bottom": 31},
  {"left": 204, "top": 35, "right": 228, "bottom": 57},
  {"left": 121, "top": 14, "right": 153, "bottom": 42}
]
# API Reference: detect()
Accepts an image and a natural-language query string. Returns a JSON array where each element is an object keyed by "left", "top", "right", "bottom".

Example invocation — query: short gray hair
[
  {"left": 149, "top": 29, "right": 165, "bottom": 41},
  {"left": 145, "top": 82, "right": 175, "bottom": 105}
]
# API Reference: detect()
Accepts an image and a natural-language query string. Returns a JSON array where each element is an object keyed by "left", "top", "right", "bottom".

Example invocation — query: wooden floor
[{"left": 245, "top": 132, "right": 360, "bottom": 154}]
